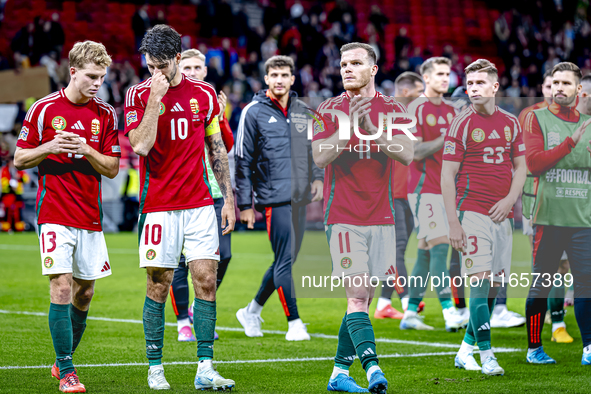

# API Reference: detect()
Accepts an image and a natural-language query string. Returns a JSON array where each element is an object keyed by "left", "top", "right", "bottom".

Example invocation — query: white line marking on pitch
[
  {"left": 0, "top": 349, "right": 520, "bottom": 370},
  {"left": 0, "top": 309, "right": 520, "bottom": 353}
]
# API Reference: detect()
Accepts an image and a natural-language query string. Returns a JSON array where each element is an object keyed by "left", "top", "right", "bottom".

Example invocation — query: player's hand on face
[
  {"left": 311, "top": 179, "right": 324, "bottom": 202},
  {"left": 240, "top": 208, "right": 255, "bottom": 230},
  {"left": 221, "top": 201, "right": 236, "bottom": 235},
  {"left": 572, "top": 118, "right": 591, "bottom": 144},
  {"left": 150, "top": 69, "right": 170, "bottom": 101},
  {"left": 449, "top": 221, "right": 467, "bottom": 253},
  {"left": 488, "top": 196, "right": 513, "bottom": 223},
  {"left": 218, "top": 91, "right": 227, "bottom": 119},
  {"left": 47, "top": 130, "right": 82, "bottom": 155}
]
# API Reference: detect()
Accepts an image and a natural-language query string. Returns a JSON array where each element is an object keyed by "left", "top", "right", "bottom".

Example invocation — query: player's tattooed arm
[
  {"left": 205, "top": 129, "right": 236, "bottom": 235},
  {"left": 128, "top": 70, "right": 169, "bottom": 156}
]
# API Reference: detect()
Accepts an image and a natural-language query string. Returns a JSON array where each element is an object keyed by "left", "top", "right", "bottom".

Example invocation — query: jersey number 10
[{"left": 170, "top": 118, "right": 188, "bottom": 140}]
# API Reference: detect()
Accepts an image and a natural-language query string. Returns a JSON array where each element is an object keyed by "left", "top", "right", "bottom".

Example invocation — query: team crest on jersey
[
  {"left": 504, "top": 126, "right": 512, "bottom": 142},
  {"left": 465, "top": 258, "right": 474, "bottom": 269},
  {"left": 426, "top": 114, "right": 436, "bottom": 126},
  {"left": 341, "top": 257, "right": 352, "bottom": 269},
  {"left": 471, "top": 128, "right": 485, "bottom": 143},
  {"left": 52, "top": 116, "right": 66, "bottom": 131},
  {"left": 444, "top": 141, "right": 456, "bottom": 155},
  {"left": 18, "top": 126, "right": 29, "bottom": 141},
  {"left": 146, "top": 249, "right": 156, "bottom": 260},
  {"left": 44, "top": 256, "right": 54, "bottom": 268},
  {"left": 126, "top": 111, "right": 137, "bottom": 126},
  {"left": 447, "top": 112, "right": 454, "bottom": 124},
  {"left": 429, "top": 221, "right": 437, "bottom": 229},
  {"left": 91, "top": 119, "right": 100, "bottom": 135},
  {"left": 159, "top": 103, "right": 165, "bottom": 116},
  {"left": 190, "top": 98, "right": 199, "bottom": 115}
]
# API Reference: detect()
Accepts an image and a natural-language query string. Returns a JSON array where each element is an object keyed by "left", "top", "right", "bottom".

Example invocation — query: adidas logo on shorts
[{"left": 101, "top": 261, "right": 111, "bottom": 272}]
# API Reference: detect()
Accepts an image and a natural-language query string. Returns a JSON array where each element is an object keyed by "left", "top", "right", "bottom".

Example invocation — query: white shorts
[
  {"left": 458, "top": 211, "right": 512, "bottom": 283},
  {"left": 407, "top": 193, "right": 419, "bottom": 229},
  {"left": 39, "top": 223, "right": 111, "bottom": 280},
  {"left": 139, "top": 206, "right": 219, "bottom": 269},
  {"left": 325, "top": 224, "right": 395, "bottom": 281},
  {"left": 416, "top": 193, "right": 449, "bottom": 242},
  {"left": 522, "top": 216, "right": 533, "bottom": 236}
]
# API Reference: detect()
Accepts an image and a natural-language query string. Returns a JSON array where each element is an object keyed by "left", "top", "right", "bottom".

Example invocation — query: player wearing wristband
[
  {"left": 14, "top": 41, "right": 120, "bottom": 393},
  {"left": 442, "top": 59, "right": 527, "bottom": 375},
  {"left": 523, "top": 62, "right": 591, "bottom": 366},
  {"left": 125, "top": 25, "right": 235, "bottom": 390}
]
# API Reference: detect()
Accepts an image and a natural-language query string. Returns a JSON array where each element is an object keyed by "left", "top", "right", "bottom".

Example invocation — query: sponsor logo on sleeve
[
  {"left": 444, "top": 141, "right": 456, "bottom": 155},
  {"left": 112, "top": 145, "right": 121, "bottom": 153},
  {"left": 18, "top": 126, "right": 29, "bottom": 141},
  {"left": 126, "top": 111, "right": 137, "bottom": 126}
]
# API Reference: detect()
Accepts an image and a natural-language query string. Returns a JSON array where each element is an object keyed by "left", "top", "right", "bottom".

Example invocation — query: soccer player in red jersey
[
  {"left": 401, "top": 57, "right": 467, "bottom": 332},
  {"left": 442, "top": 59, "right": 527, "bottom": 375},
  {"left": 313, "top": 43, "right": 414, "bottom": 394},
  {"left": 14, "top": 41, "right": 120, "bottom": 393},
  {"left": 124, "top": 26, "right": 235, "bottom": 390},
  {"left": 374, "top": 71, "right": 424, "bottom": 320}
]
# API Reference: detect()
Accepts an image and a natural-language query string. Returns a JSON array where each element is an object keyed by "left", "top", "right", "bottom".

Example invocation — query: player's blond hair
[
  {"left": 181, "top": 49, "right": 206, "bottom": 63},
  {"left": 420, "top": 57, "right": 452, "bottom": 76},
  {"left": 464, "top": 59, "right": 498, "bottom": 81},
  {"left": 69, "top": 41, "right": 112, "bottom": 69}
]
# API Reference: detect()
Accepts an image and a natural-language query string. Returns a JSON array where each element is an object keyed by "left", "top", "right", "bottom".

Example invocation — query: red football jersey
[
  {"left": 408, "top": 96, "right": 457, "bottom": 194},
  {"left": 312, "top": 92, "right": 408, "bottom": 226},
  {"left": 443, "top": 105, "right": 525, "bottom": 217},
  {"left": 17, "top": 89, "right": 120, "bottom": 231},
  {"left": 124, "top": 75, "right": 220, "bottom": 213}
]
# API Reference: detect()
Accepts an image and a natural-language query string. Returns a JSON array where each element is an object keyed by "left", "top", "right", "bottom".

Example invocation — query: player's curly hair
[
  {"left": 464, "top": 59, "right": 498, "bottom": 81},
  {"left": 139, "top": 24, "right": 182, "bottom": 63},
  {"left": 340, "top": 42, "right": 377, "bottom": 65},
  {"left": 69, "top": 41, "right": 112, "bottom": 69},
  {"left": 551, "top": 62, "right": 582, "bottom": 84},
  {"left": 264, "top": 55, "right": 295, "bottom": 75},
  {"left": 420, "top": 57, "right": 452, "bottom": 76}
]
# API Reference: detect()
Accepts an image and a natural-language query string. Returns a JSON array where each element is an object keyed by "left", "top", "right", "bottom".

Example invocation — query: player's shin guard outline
[{"left": 143, "top": 296, "right": 166, "bottom": 365}]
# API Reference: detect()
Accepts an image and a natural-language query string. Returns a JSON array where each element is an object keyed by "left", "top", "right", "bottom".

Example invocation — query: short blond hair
[
  {"left": 69, "top": 41, "right": 112, "bottom": 69},
  {"left": 181, "top": 49, "right": 206, "bottom": 63},
  {"left": 464, "top": 59, "right": 498, "bottom": 81},
  {"left": 420, "top": 57, "right": 452, "bottom": 76}
]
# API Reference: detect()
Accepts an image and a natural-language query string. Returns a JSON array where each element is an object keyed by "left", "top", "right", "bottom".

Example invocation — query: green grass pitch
[{"left": 0, "top": 231, "right": 589, "bottom": 393}]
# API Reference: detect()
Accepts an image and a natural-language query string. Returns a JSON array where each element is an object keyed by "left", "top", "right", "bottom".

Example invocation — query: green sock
[
  {"left": 469, "top": 279, "right": 492, "bottom": 351},
  {"left": 487, "top": 287, "right": 499, "bottom": 316},
  {"left": 346, "top": 312, "right": 378, "bottom": 372},
  {"left": 194, "top": 298, "right": 216, "bottom": 359},
  {"left": 408, "top": 248, "right": 430, "bottom": 312},
  {"left": 548, "top": 285, "right": 566, "bottom": 323},
  {"left": 70, "top": 304, "right": 88, "bottom": 355},
  {"left": 49, "top": 303, "right": 74, "bottom": 378},
  {"left": 463, "top": 321, "right": 476, "bottom": 346},
  {"left": 334, "top": 314, "right": 356, "bottom": 368},
  {"left": 429, "top": 244, "right": 453, "bottom": 309},
  {"left": 143, "top": 296, "right": 165, "bottom": 366}
]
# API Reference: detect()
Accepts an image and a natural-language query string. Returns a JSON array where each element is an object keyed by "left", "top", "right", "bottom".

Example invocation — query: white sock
[
  {"left": 552, "top": 321, "right": 566, "bottom": 332},
  {"left": 459, "top": 340, "right": 473, "bottom": 355},
  {"left": 247, "top": 300, "right": 263, "bottom": 315},
  {"left": 177, "top": 317, "right": 191, "bottom": 332},
  {"left": 198, "top": 359, "right": 213, "bottom": 372},
  {"left": 149, "top": 364, "right": 163, "bottom": 373},
  {"left": 366, "top": 365, "right": 381, "bottom": 382},
  {"left": 377, "top": 297, "right": 391, "bottom": 311},
  {"left": 288, "top": 318, "right": 303, "bottom": 330},
  {"left": 584, "top": 345, "right": 591, "bottom": 354},
  {"left": 457, "top": 307, "right": 467, "bottom": 314},
  {"left": 330, "top": 366, "right": 349, "bottom": 380},
  {"left": 401, "top": 296, "right": 409, "bottom": 311},
  {"left": 403, "top": 309, "right": 417, "bottom": 319},
  {"left": 493, "top": 304, "right": 507, "bottom": 315},
  {"left": 527, "top": 348, "right": 537, "bottom": 354},
  {"left": 480, "top": 349, "right": 494, "bottom": 362}
]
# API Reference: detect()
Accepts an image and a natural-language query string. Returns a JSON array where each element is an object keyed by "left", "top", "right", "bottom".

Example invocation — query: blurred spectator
[{"left": 132, "top": 5, "right": 151, "bottom": 50}]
